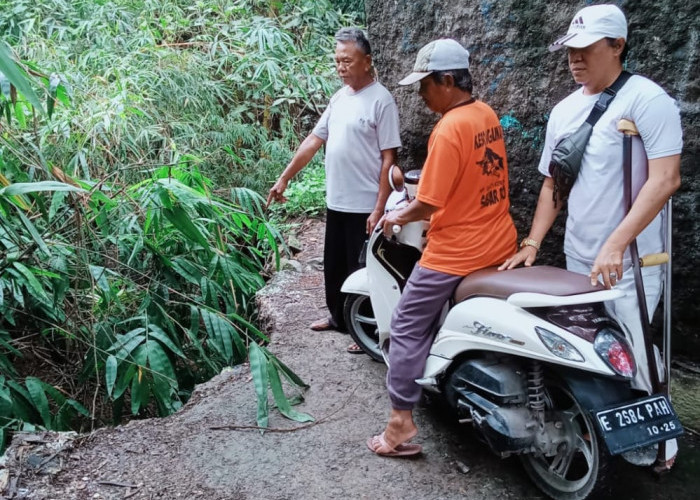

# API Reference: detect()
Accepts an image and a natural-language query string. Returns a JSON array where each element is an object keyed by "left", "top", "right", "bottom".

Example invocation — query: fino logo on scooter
[{"left": 465, "top": 321, "right": 525, "bottom": 346}]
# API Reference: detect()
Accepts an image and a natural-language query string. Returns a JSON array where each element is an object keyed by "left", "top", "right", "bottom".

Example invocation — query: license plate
[{"left": 593, "top": 394, "right": 684, "bottom": 455}]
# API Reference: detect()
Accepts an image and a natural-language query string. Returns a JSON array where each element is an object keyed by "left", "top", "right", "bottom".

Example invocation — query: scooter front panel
[
  {"left": 366, "top": 249, "right": 402, "bottom": 347},
  {"left": 426, "top": 297, "right": 618, "bottom": 377}
]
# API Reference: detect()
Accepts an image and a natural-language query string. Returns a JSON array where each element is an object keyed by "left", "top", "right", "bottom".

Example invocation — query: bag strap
[
  {"left": 585, "top": 71, "right": 632, "bottom": 126},
  {"left": 622, "top": 125, "right": 663, "bottom": 395}
]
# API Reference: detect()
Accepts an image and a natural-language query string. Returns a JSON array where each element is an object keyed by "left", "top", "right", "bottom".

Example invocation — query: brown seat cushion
[{"left": 453, "top": 265, "right": 605, "bottom": 303}]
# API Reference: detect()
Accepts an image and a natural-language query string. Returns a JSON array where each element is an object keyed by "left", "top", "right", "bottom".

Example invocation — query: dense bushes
[{"left": 0, "top": 0, "right": 359, "bottom": 451}]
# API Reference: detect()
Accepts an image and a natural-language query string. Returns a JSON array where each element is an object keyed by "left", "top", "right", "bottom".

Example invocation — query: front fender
[{"left": 341, "top": 267, "right": 369, "bottom": 295}]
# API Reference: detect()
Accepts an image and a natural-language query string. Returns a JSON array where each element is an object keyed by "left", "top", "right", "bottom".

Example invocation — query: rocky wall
[{"left": 366, "top": 0, "right": 699, "bottom": 354}]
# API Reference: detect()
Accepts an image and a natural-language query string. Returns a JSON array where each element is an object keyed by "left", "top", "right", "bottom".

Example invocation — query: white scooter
[{"left": 341, "top": 166, "right": 683, "bottom": 500}]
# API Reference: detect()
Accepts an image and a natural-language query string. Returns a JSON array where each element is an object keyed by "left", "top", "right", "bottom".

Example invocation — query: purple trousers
[{"left": 387, "top": 265, "right": 464, "bottom": 410}]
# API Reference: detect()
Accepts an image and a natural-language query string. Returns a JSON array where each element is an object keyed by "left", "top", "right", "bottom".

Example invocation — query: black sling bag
[{"left": 549, "top": 71, "right": 632, "bottom": 205}]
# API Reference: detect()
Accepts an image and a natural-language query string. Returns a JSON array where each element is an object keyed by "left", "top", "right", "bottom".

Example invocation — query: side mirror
[
  {"left": 404, "top": 169, "right": 421, "bottom": 200},
  {"left": 388, "top": 164, "right": 404, "bottom": 192}
]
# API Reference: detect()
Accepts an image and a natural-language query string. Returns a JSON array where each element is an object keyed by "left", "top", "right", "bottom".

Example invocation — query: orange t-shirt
[{"left": 417, "top": 100, "right": 517, "bottom": 275}]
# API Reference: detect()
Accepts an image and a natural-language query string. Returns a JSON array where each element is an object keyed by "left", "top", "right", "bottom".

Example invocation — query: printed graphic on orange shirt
[
  {"left": 477, "top": 147, "right": 504, "bottom": 178},
  {"left": 480, "top": 182, "right": 507, "bottom": 208},
  {"left": 480, "top": 176, "right": 507, "bottom": 209},
  {"left": 473, "top": 125, "right": 503, "bottom": 149}
]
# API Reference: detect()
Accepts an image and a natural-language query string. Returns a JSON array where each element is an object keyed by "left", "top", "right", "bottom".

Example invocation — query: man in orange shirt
[{"left": 367, "top": 39, "right": 517, "bottom": 457}]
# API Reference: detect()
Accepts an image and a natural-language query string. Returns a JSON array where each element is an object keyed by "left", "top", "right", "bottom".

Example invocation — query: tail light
[{"left": 594, "top": 329, "right": 636, "bottom": 378}]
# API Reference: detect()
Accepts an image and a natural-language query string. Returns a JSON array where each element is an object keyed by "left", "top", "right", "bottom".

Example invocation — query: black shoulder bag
[{"left": 549, "top": 71, "right": 632, "bottom": 205}]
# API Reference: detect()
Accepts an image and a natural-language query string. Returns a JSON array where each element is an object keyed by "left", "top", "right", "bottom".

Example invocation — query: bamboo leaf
[
  {"left": 222, "top": 315, "right": 246, "bottom": 362},
  {"left": 16, "top": 208, "right": 50, "bottom": 256},
  {"left": 47, "top": 73, "right": 59, "bottom": 118},
  {"left": 220, "top": 321, "right": 235, "bottom": 363},
  {"left": 162, "top": 205, "right": 210, "bottom": 250},
  {"left": 267, "top": 362, "right": 313, "bottom": 423},
  {"left": 170, "top": 258, "right": 203, "bottom": 285},
  {"left": 105, "top": 355, "right": 118, "bottom": 397},
  {"left": 25, "top": 377, "right": 52, "bottom": 428},
  {"left": 2, "top": 101, "right": 10, "bottom": 126},
  {"left": 189, "top": 306, "right": 200, "bottom": 338},
  {"left": 109, "top": 327, "right": 146, "bottom": 352},
  {"left": 268, "top": 351, "right": 308, "bottom": 389},
  {"left": 65, "top": 399, "right": 89, "bottom": 417},
  {"left": 88, "top": 264, "right": 110, "bottom": 293},
  {"left": 0, "top": 72, "right": 10, "bottom": 99},
  {"left": 113, "top": 363, "right": 137, "bottom": 400},
  {"left": 13, "top": 100, "right": 26, "bottom": 127},
  {"left": 145, "top": 339, "right": 176, "bottom": 385},
  {"left": 131, "top": 368, "right": 147, "bottom": 415},
  {"left": 201, "top": 309, "right": 223, "bottom": 358},
  {"left": 248, "top": 342, "right": 269, "bottom": 428},
  {"left": 109, "top": 334, "right": 146, "bottom": 361},
  {"left": 147, "top": 324, "right": 185, "bottom": 358},
  {"left": 48, "top": 190, "right": 68, "bottom": 221},
  {"left": 186, "top": 307, "right": 217, "bottom": 373},
  {"left": 0, "top": 181, "right": 85, "bottom": 197},
  {"left": 229, "top": 312, "right": 269, "bottom": 342},
  {"left": 201, "top": 309, "right": 233, "bottom": 362},
  {"left": 7, "top": 380, "right": 36, "bottom": 422},
  {"left": 0, "top": 387, "right": 13, "bottom": 418},
  {"left": 12, "top": 262, "right": 51, "bottom": 304},
  {"left": 0, "top": 43, "right": 43, "bottom": 112}
]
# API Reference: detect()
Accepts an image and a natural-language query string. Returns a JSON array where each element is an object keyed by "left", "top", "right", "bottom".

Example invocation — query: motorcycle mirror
[
  {"left": 404, "top": 169, "right": 421, "bottom": 200},
  {"left": 388, "top": 164, "right": 404, "bottom": 192}
]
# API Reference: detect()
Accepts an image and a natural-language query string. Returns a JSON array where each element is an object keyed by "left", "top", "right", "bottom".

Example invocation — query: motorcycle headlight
[
  {"left": 594, "top": 328, "right": 636, "bottom": 378},
  {"left": 535, "top": 327, "right": 584, "bottom": 362}
]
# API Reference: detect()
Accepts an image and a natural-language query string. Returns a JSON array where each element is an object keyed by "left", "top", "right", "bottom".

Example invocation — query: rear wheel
[
  {"left": 520, "top": 382, "right": 610, "bottom": 500},
  {"left": 343, "top": 293, "right": 383, "bottom": 361}
]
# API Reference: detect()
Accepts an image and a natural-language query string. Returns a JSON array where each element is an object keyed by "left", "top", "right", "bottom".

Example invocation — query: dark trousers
[{"left": 324, "top": 209, "right": 370, "bottom": 331}]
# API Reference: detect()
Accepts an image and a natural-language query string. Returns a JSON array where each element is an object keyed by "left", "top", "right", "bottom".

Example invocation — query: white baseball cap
[
  {"left": 398, "top": 39, "right": 470, "bottom": 86},
  {"left": 549, "top": 4, "right": 627, "bottom": 52}
]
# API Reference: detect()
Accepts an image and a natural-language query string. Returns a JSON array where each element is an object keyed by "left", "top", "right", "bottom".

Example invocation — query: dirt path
[{"left": 2, "top": 218, "right": 698, "bottom": 500}]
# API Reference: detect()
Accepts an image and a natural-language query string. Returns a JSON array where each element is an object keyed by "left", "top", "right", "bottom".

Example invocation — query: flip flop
[
  {"left": 309, "top": 317, "right": 335, "bottom": 331},
  {"left": 347, "top": 343, "right": 364, "bottom": 354},
  {"left": 366, "top": 432, "right": 422, "bottom": 458}
]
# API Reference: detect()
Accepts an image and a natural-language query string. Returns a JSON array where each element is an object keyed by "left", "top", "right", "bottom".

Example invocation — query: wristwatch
[{"left": 520, "top": 238, "right": 540, "bottom": 251}]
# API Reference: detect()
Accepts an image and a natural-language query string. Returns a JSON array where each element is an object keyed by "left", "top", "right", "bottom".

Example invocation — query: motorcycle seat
[{"left": 453, "top": 265, "right": 605, "bottom": 303}]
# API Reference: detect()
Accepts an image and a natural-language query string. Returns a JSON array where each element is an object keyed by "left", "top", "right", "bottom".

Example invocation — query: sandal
[
  {"left": 310, "top": 317, "right": 335, "bottom": 331},
  {"left": 347, "top": 343, "right": 364, "bottom": 354},
  {"left": 366, "top": 432, "right": 422, "bottom": 457}
]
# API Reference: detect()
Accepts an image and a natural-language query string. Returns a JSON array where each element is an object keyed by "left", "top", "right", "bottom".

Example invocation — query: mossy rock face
[
  {"left": 366, "top": 0, "right": 700, "bottom": 358},
  {"left": 672, "top": 369, "right": 700, "bottom": 432}
]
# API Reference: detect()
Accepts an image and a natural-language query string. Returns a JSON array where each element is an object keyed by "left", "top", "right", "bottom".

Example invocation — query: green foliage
[
  {"left": 0, "top": 144, "right": 301, "bottom": 446},
  {"left": 0, "top": 0, "right": 360, "bottom": 192},
  {"left": 331, "top": 0, "right": 366, "bottom": 22},
  {"left": 270, "top": 162, "right": 328, "bottom": 218},
  {"left": 0, "top": 0, "right": 366, "bottom": 452}
]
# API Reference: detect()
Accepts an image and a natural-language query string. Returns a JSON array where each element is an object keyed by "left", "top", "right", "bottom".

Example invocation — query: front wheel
[
  {"left": 520, "top": 382, "right": 610, "bottom": 500},
  {"left": 343, "top": 293, "right": 383, "bottom": 361}
]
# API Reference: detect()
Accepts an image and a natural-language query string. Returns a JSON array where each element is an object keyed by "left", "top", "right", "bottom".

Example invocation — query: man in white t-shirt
[
  {"left": 500, "top": 4, "right": 682, "bottom": 470},
  {"left": 267, "top": 28, "right": 401, "bottom": 352}
]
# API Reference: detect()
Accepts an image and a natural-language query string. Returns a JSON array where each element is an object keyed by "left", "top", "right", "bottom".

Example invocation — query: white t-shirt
[
  {"left": 312, "top": 81, "right": 402, "bottom": 213},
  {"left": 538, "top": 75, "right": 683, "bottom": 265}
]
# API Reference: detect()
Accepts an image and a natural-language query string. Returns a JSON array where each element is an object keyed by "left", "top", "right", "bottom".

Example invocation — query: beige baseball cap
[{"left": 398, "top": 39, "right": 470, "bottom": 86}]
